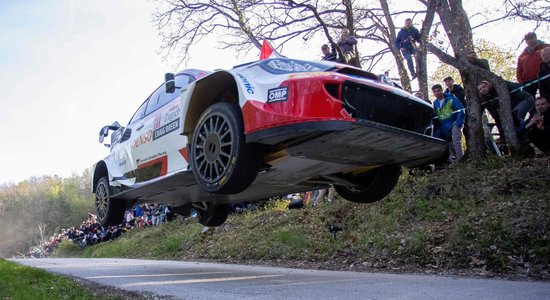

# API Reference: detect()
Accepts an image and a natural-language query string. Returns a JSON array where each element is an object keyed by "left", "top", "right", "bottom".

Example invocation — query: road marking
[
  {"left": 86, "top": 271, "right": 232, "bottom": 279},
  {"left": 253, "top": 277, "right": 364, "bottom": 288},
  {"left": 122, "top": 274, "right": 283, "bottom": 287},
  {"left": 38, "top": 262, "right": 154, "bottom": 268}
]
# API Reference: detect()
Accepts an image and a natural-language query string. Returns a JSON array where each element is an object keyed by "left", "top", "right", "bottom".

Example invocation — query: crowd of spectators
[
  {"left": 319, "top": 21, "right": 549, "bottom": 161},
  {"left": 25, "top": 203, "right": 174, "bottom": 258},
  {"left": 429, "top": 31, "right": 550, "bottom": 162}
]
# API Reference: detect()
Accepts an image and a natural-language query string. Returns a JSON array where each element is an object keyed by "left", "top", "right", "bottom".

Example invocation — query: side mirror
[
  {"left": 165, "top": 73, "right": 175, "bottom": 93},
  {"left": 98, "top": 122, "right": 122, "bottom": 144},
  {"left": 99, "top": 126, "right": 110, "bottom": 143}
]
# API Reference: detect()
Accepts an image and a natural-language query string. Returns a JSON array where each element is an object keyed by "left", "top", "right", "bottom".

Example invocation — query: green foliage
[
  {"left": 0, "top": 258, "right": 101, "bottom": 300},
  {"left": 0, "top": 171, "right": 94, "bottom": 257}
]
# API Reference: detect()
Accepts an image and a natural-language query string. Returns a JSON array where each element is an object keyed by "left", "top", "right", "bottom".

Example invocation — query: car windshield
[{"left": 259, "top": 58, "right": 331, "bottom": 74}]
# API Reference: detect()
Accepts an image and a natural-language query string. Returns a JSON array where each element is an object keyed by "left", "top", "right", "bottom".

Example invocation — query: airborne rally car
[{"left": 92, "top": 58, "right": 447, "bottom": 227}]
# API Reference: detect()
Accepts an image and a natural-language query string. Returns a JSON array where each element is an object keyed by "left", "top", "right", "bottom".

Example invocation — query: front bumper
[{"left": 248, "top": 119, "right": 447, "bottom": 168}]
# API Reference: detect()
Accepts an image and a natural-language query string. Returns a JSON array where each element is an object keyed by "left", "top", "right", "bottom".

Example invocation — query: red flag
[{"left": 260, "top": 39, "right": 274, "bottom": 60}]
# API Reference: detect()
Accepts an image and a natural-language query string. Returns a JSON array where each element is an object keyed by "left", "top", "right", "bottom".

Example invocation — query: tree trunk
[
  {"left": 460, "top": 70, "right": 486, "bottom": 160},
  {"left": 491, "top": 77, "right": 520, "bottom": 150},
  {"left": 416, "top": 0, "right": 437, "bottom": 99},
  {"left": 379, "top": 0, "right": 411, "bottom": 91},
  {"left": 425, "top": 0, "right": 520, "bottom": 158},
  {"left": 426, "top": 43, "right": 488, "bottom": 160}
]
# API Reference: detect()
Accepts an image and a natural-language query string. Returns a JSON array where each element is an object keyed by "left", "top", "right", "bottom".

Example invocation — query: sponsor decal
[
  {"left": 153, "top": 118, "right": 180, "bottom": 140},
  {"left": 288, "top": 72, "right": 329, "bottom": 79},
  {"left": 132, "top": 129, "right": 153, "bottom": 149},
  {"left": 136, "top": 152, "right": 168, "bottom": 182},
  {"left": 267, "top": 86, "right": 288, "bottom": 103},
  {"left": 237, "top": 73, "right": 255, "bottom": 94},
  {"left": 340, "top": 108, "right": 352, "bottom": 118},
  {"left": 118, "top": 160, "right": 127, "bottom": 167},
  {"left": 164, "top": 104, "right": 181, "bottom": 123},
  {"left": 153, "top": 114, "right": 161, "bottom": 130},
  {"left": 139, "top": 151, "right": 167, "bottom": 164}
]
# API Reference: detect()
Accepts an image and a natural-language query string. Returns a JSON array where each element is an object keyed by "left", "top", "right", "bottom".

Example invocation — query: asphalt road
[{"left": 11, "top": 258, "right": 550, "bottom": 300}]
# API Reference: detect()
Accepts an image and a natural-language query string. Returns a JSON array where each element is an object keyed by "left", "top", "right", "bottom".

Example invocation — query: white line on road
[
  {"left": 122, "top": 274, "right": 283, "bottom": 287},
  {"left": 86, "top": 271, "right": 232, "bottom": 279},
  {"left": 38, "top": 262, "right": 155, "bottom": 268}
]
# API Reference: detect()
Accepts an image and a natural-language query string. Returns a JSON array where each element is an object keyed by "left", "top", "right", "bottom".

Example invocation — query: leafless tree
[
  {"left": 503, "top": 0, "right": 550, "bottom": 25},
  {"left": 154, "top": 0, "right": 536, "bottom": 158},
  {"left": 37, "top": 222, "right": 47, "bottom": 248},
  {"left": 153, "top": 0, "right": 425, "bottom": 77}
]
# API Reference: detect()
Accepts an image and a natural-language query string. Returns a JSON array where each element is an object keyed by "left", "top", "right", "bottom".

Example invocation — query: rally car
[{"left": 92, "top": 58, "right": 447, "bottom": 227}]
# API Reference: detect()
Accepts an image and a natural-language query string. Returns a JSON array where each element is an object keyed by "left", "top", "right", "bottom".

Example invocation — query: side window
[
  {"left": 145, "top": 74, "right": 192, "bottom": 116},
  {"left": 128, "top": 100, "right": 148, "bottom": 125}
]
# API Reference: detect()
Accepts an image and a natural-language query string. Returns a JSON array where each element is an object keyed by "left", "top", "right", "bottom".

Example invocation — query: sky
[
  {"left": 0, "top": 1, "right": 547, "bottom": 185},
  {"left": 0, "top": 0, "right": 257, "bottom": 184}
]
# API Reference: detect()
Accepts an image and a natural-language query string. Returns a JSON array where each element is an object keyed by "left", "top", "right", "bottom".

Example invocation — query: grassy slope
[
  {"left": 55, "top": 157, "right": 550, "bottom": 280},
  {"left": 0, "top": 258, "right": 105, "bottom": 300}
]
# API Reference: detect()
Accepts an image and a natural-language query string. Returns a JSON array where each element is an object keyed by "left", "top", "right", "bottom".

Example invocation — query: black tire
[
  {"left": 197, "top": 203, "right": 230, "bottom": 227},
  {"left": 190, "top": 102, "right": 261, "bottom": 194},
  {"left": 334, "top": 165, "right": 402, "bottom": 203},
  {"left": 95, "top": 177, "right": 125, "bottom": 226}
]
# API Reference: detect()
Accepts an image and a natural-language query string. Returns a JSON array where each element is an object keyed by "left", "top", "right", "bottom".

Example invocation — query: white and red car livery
[{"left": 92, "top": 58, "right": 447, "bottom": 227}]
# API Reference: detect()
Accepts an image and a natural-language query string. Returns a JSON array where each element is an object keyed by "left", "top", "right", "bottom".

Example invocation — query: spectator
[
  {"left": 444, "top": 76, "right": 468, "bottom": 140},
  {"left": 477, "top": 80, "right": 534, "bottom": 140},
  {"left": 525, "top": 97, "right": 550, "bottom": 153},
  {"left": 467, "top": 50, "right": 491, "bottom": 71},
  {"left": 432, "top": 84, "right": 465, "bottom": 162},
  {"left": 124, "top": 210, "right": 133, "bottom": 224},
  {"left": 395, "top": 18, "right": 421, "bottom": 79},
  {"left": 414, "top": 91, "right": 431, "bottom": 104},
  {"left": 134, "top": 204, "right": 143, "bottom": 219},
  {"left": 312, "top": 187, "right": 336, "bottom": 207},
  {"left": 538, "top": 47, "right": 550, "bottom": 98},
  {"left": 321, "top": 44, "right": 337, "bottom": 61},
  {"left": 443, "top": 77, "right": 466, "bottom": 108},
  {"left": 517, "top": 32, "right": 549, "bottom": 98},
  {"left": 337, "top": 29, "right": 357, "bottom": 65}
]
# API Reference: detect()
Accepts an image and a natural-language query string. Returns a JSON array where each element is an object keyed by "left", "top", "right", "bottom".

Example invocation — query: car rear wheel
[
  {"left": 95, "top": 177, "right": 125, "bottom": 226},
  {"left": 194, "top": 202, "right": 230, "bottom": 227},
  {"left": 334, "top": 165, "right": 402, "bottom": 203},
  {"left": 191, "top": 102, "right": 261, "bottom": 194}
]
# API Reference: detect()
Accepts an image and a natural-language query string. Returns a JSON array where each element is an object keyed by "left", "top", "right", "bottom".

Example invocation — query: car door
[
  {"left": 130, "top": 74, "right": 192, "bottom": 182},
  {"left": 106, "top": 99, "right": 148, "bottom": 185}
]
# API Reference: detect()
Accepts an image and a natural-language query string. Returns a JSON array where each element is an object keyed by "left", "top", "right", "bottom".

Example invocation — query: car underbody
[{"left": 110, "top": 119, "right": 447, "bottom": 207}]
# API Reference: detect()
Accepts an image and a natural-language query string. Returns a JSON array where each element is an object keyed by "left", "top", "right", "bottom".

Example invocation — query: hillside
[{"left": 55, "top": 157, "right": 550, "bottom": 280}]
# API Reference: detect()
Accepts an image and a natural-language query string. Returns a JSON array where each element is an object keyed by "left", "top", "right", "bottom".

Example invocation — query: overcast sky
[{"left": 0, "top": 1, "right": 547, "bottom": 184}]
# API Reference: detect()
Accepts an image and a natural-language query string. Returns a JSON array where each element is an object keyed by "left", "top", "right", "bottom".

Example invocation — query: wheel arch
[
  {"left": 183, "top": 71, "right": 240, "bottom": 138},
  {"left": 92, "top": 161, "right": 108, "bottom": 193}
]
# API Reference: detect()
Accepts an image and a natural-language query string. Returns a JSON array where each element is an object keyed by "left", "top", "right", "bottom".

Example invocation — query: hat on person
[
  {"left": 443, "top": 76, "right": 453, "bottom": 82},
  {"left": 524, "top": 32, "right": 536, "bottom": 39}
]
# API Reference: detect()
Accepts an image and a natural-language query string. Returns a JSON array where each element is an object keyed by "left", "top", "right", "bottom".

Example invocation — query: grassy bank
[
  {"left": 0, "top": 258, "right": 103, "bottom": 299},
  {"left": 56, "top": 157, "right": 550, "bottom": 280}
]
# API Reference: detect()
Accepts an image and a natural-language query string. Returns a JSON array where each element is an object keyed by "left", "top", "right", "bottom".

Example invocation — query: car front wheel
[
  {"left": 95, "top": 177, "right": 125, "bottom": 226},
  {"left": 190, "top": 102, "right": 261, "bottom": 194},
  {"left": 334, "top": 165, "right": 402, "bottom": 203}
]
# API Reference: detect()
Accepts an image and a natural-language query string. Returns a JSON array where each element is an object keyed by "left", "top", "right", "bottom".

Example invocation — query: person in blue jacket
[
  {"left": 395, "top": 18, "right": 421, "bottom": 79},
  {"left": 432, "top": 84, "right": 465, "bottom": 162}
]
